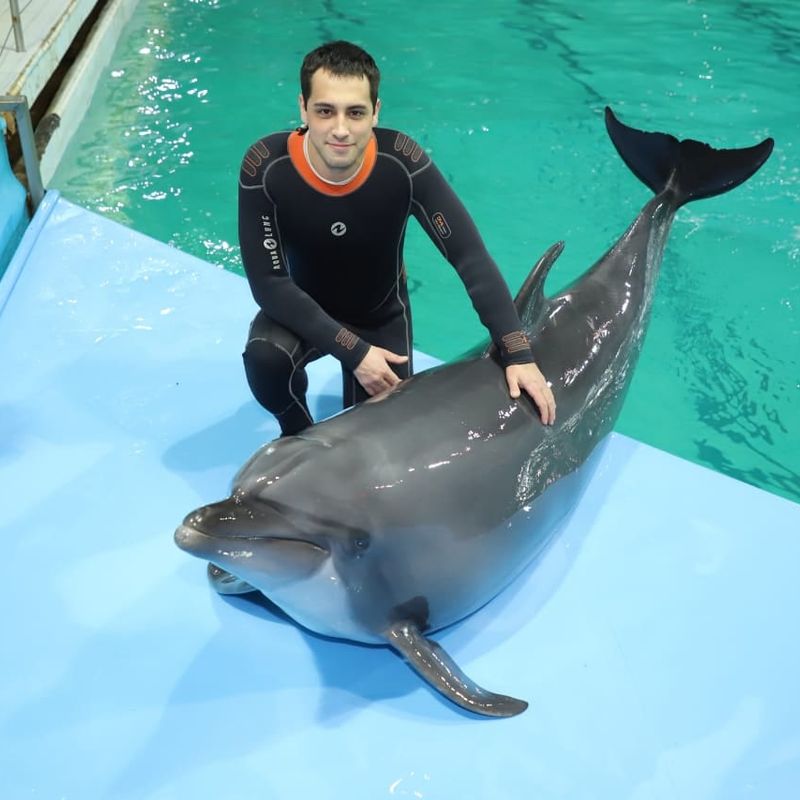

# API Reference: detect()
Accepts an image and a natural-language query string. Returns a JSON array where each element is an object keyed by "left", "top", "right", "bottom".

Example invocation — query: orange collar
[{"left": 288, "top": 130, "right": 377, "bottom": 196}]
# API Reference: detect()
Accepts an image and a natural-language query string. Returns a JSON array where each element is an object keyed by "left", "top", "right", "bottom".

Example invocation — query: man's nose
[{"left": 332, "top": 114, "right": 349, "bottom": 137}]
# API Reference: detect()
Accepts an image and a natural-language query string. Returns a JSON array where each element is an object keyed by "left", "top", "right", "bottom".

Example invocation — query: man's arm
[
  {"left": 238, "top": 145, "right": 369, "bottom": 372},
  {"left": 408, "top": 150, "right": 556, "bottom": 422}
]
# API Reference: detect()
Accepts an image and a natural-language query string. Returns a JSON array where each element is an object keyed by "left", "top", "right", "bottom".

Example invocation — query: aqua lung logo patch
[
  {"left": 331, "top": 222, "right": 347, "bottom": 237},
  {"left": 432, "top": 212, "right": 451, "bottom": 239},
  {"left": 261, "top": 214, "right": 281, "bottom": 270}
]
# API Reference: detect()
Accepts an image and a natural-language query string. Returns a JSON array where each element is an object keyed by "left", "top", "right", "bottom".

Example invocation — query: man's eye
[
  {"left": 350, "top": 110, "right": 365, "bottom": 118},
  {"left": 316, "top": 108, "right": 331, "bottom": 117}
]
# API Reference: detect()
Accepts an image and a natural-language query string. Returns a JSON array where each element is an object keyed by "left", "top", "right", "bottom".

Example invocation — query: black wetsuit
[{"left": 238, "top": 126, "right": 534, "bottom": 435}]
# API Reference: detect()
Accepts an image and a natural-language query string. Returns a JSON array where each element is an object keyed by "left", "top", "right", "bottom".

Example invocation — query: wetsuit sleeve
[
  {"left": 409, "top": 157, "right": 534, "bottom": 366},
  {"left": 238, "top": 148, "right": 370, "bottom": 371}
]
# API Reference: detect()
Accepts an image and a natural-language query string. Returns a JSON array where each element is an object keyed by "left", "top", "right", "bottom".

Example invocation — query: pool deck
[{"left": 1, "top": 193, "right": 799, "bottom": 798}]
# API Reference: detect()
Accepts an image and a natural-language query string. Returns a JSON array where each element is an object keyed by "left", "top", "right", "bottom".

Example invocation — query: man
[{"left": 238, "top": 41, "right": 556, "bottom": 435}]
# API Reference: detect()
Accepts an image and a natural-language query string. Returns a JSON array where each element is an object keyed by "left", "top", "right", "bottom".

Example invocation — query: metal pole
[
  {"left": 9, "top": 0, "right": 26, "bottom": 52},
  {"left": 0, "top": 95, "right": 45, "bottom": 211}
]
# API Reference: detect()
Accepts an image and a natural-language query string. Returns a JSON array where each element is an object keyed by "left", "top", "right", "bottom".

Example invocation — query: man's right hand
[{"left": 354, "top": 346, "right": 409, "bottom": 396}]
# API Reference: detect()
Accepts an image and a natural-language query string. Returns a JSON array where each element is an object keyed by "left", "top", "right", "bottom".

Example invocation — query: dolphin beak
[
  {"left": 173, "top": 500, "right": 330, "bottom": 590},
  {"left": 174, "top": 523, "right": 210, "bottom": 555}
]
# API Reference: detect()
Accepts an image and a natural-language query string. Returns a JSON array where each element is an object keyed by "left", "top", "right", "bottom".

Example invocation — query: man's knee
[
  {"left": 243, "top": 335, "right": 292, "bottom": 379},
  {"left": 243, "top": 336, "right": 308, "bottom": 413}
]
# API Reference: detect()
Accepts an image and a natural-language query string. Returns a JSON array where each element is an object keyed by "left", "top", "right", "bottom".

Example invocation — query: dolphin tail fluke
[
  {"left": 385, "top": 621, "right": 528, "bottom": 718},
  {"left": 604, "top": 107, "right": 774, "bottom": 207}
]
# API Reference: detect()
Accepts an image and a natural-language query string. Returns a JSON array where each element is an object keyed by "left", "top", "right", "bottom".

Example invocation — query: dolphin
[{"left": 175, "top": 108, "right": 773, "bottom": 717}]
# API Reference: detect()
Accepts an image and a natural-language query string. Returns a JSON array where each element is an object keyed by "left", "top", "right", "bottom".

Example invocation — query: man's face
[{"left": 299, "top": 69, "right": 380, "bottom": 182}]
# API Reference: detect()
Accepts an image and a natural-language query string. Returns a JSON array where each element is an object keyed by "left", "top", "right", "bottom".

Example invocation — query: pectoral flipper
[{"left": 385, "top": 621, "right": 528, "bottom": 718}]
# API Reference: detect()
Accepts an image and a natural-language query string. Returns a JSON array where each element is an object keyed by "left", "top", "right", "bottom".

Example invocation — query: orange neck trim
[{"left": 288, "top": 130, "right": 377, "bottom": 196}]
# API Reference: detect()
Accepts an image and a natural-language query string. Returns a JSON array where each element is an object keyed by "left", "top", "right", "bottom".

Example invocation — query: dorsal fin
[
  {"left": 513, "top": 240, "right": 564, "bottom": 326},
  {"left": 482, "top": 241, "right": 564, "bottom": 359}
]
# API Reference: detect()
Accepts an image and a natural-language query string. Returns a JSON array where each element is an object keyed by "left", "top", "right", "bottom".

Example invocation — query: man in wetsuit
[{"left": 238, "top": 40, "right": 556, "bottom": 435}]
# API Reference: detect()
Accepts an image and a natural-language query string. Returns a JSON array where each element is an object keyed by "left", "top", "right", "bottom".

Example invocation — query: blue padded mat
[{"left": 1, "top": 194, "right": 798, "bottom": 799}]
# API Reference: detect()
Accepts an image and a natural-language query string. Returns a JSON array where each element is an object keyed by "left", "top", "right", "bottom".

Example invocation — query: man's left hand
[{"left": 505, "top": 363, "right": 556, "bottom": 425}]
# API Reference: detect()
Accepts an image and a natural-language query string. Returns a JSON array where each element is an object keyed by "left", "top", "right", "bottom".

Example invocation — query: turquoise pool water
[{"left": 53, "top": 0, "right": 799, "bottom": 502}]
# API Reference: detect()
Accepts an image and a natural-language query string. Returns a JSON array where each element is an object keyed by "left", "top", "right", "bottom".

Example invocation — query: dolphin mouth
[
  {"left": 174, "top": 523, "right": 217, "bottom": 554},
  {"left": 174, "top": 524, "right": 328, "bottom": 558},
  {"left": 174, "top": 523, "right": 330, "bottom": 587}
]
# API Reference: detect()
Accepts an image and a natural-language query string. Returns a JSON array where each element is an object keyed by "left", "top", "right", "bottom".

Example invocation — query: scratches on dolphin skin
[
  {"left": 620, "top": 280, "right": 634, "bottom": 315},
  {"left": 548, "top": 321, "right": 607, "bottom": 390},
  {"left": 590, "top": 317, "right": 615, "bottom": 346},
  {"left": 374, "top": 479, "right": 405, "bottom": 490},
  {"left": 497, "top": 403, "right": 524, "bottom": 433},
  {"left": 515, "top": 434, "right": 579, "bottom": 506}
]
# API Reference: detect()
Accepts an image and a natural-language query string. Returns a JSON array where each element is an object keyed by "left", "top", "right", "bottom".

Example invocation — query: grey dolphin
[{"left": 175, "top": 109, "right": 773, "bottom": 717}]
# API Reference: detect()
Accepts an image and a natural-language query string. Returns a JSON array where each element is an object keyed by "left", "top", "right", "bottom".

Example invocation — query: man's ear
[
  {"left": 373, "top": 98, "right": 382, "bottom": 126},
  {"left": 298, "top": 93, "right": 308, "bottom": 125}
]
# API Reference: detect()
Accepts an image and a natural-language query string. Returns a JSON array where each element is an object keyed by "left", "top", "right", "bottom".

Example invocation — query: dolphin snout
[
  {"left": 174, "top": 500, "right": 244, "bottom": 558},
  {"left": 182, "top": 501, "right": 231, "bottom": 532},
  {"left": 174, "top": 498, "right": 325, "bottom": 556},
  {"left": 174, "top": 522, "right": 224, "bottom": 559},
  {"left": 179, "top": 499, "right": 263, "bottom": 540},
  {"left": 174, "top": 523, "right": 202, "bottom": 554}
]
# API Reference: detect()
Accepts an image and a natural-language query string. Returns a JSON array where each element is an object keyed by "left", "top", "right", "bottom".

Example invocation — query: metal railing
[
  {"left": 0, "top": 95, "right": 44, "bottom": 210},
  {"left": 3, "top": 0, "right": 28, "bottom": 52},
  {"left": 9, "top": 0, "right": 24, "bottom": 51}
]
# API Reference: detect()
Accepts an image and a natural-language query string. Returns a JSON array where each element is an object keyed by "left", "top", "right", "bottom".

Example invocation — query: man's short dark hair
[{"left": 300, "top": 41, "right": 380, "bottom": 110}]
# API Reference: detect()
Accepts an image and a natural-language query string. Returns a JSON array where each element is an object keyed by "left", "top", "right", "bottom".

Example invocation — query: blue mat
[{"left": 1, "top": 193, "right": 798, "bottom": 799}]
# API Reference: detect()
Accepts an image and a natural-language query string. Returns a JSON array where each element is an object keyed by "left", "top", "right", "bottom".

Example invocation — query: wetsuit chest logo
[{"left": 330, "top": 222, "right": 347, "bottom": 237}]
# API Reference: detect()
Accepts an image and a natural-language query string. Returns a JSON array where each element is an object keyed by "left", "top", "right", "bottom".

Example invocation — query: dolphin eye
[{"left": 353, "top": 536, "right": 370, "bottom": 552}]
